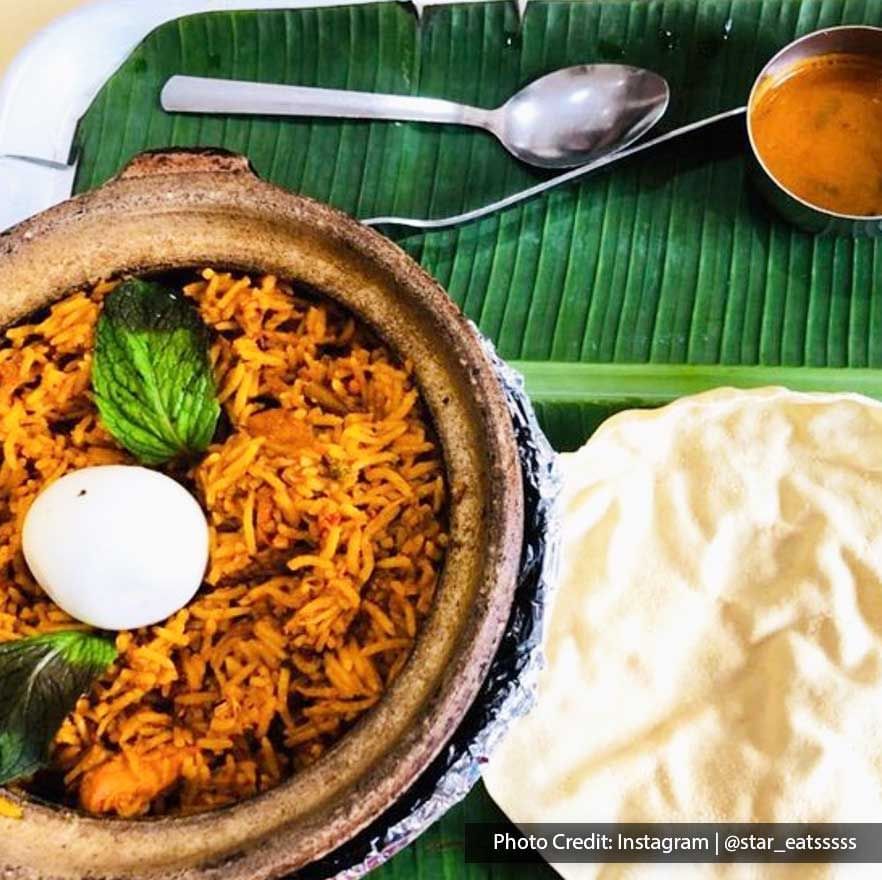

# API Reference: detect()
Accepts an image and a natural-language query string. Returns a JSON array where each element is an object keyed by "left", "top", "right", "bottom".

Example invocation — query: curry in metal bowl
[{"left": 750, "top": 37, "right": 882, "bottom": 219}]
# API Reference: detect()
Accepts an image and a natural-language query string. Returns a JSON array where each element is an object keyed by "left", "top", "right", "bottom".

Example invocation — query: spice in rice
[{"left": 0, "top": 270, "right": 447, "bottom": 816}]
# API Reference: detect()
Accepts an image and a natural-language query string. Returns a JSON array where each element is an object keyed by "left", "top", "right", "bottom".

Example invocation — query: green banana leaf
[
  {"left": 515, "top": 360, "right": 882, "bottom": 442},
  {"left": 73, "top": 0, "right": 882, "bottom": 449},
  {"left": 69, "top": 0, "right": 882, "bottom": 873}
]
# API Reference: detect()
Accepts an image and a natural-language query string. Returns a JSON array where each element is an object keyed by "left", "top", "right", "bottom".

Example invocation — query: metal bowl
[
  {"left": 746, "top": 25, "right": 882, "bottom": 237},
  {"left": 0, "top": 149, "right": 524, "bottom": 880}
]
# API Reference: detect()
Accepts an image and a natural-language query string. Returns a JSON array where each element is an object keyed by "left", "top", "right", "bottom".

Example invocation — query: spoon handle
[
  {"left": 363, "top": 106, "right": 748, "bottom": 231},
  {"left": 161, "top": 75, "right": 490, "bottom": 128}
]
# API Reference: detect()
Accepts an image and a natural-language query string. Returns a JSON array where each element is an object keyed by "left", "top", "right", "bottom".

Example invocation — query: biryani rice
[{"left": 0, "top": 270, "right": 447, "bottom": 817}]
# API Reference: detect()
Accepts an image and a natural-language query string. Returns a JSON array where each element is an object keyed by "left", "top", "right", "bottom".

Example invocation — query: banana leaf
[{"left": 74, "top": 0, "right": 882, "bottom": 406}]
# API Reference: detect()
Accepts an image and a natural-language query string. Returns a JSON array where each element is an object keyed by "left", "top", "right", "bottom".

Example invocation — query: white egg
[{"left": 22, "top": 465, "right": 209, "bottom": 630}]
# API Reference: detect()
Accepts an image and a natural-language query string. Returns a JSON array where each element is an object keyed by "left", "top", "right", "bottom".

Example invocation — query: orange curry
[{"left": 750, "top": 52, "right": 882, "bottom": 217}]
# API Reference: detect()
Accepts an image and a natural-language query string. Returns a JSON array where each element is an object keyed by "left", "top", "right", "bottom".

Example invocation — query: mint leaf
[
  {"left": 92, "top": 279, "right": 220, "bottom": 465},
  {"left": 0, "top": 631, "right": 117, "bottom": 785}
]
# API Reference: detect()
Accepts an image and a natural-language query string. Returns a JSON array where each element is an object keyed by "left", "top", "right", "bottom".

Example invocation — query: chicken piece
[
  {"left": 247, "top": 409, "right": 315, "bottom": 453},
  {"left": 78, "top": 747, "right": 188, "bottom": 817}
]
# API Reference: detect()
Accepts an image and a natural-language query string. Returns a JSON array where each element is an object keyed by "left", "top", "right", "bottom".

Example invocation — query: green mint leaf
[
  {"left": 92, "top": 279, "right": 221, "bottom": 465},
  {"left": 0, "top": 631, "right": 117, "bottom": 786}
]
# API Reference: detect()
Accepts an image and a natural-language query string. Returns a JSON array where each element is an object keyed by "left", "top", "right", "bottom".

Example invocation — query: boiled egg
[{"left": 22, "top": 465, "right": 209, "bottom": 630}]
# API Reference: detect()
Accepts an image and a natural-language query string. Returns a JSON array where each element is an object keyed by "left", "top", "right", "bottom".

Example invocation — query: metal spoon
[
  {"left": 161, "top": 65, "right": 670, "bottom": 170},
  {"left": 364, "top": 106, "right": 747, "bottom": 230}
]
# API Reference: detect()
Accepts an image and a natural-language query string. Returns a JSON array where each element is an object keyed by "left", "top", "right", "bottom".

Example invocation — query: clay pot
[{"left": 0, "top": 150, "right": 523, "bottom": 880}]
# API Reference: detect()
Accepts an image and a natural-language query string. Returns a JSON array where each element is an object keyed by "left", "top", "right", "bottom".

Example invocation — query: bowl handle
[{"left": 117, "top": 148, "right": 255, "bottom": 180}]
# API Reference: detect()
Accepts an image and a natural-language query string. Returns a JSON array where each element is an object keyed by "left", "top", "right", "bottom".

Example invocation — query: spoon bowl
[{"left": 495, "top": 65, "right": 670, "bottom": 168}]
